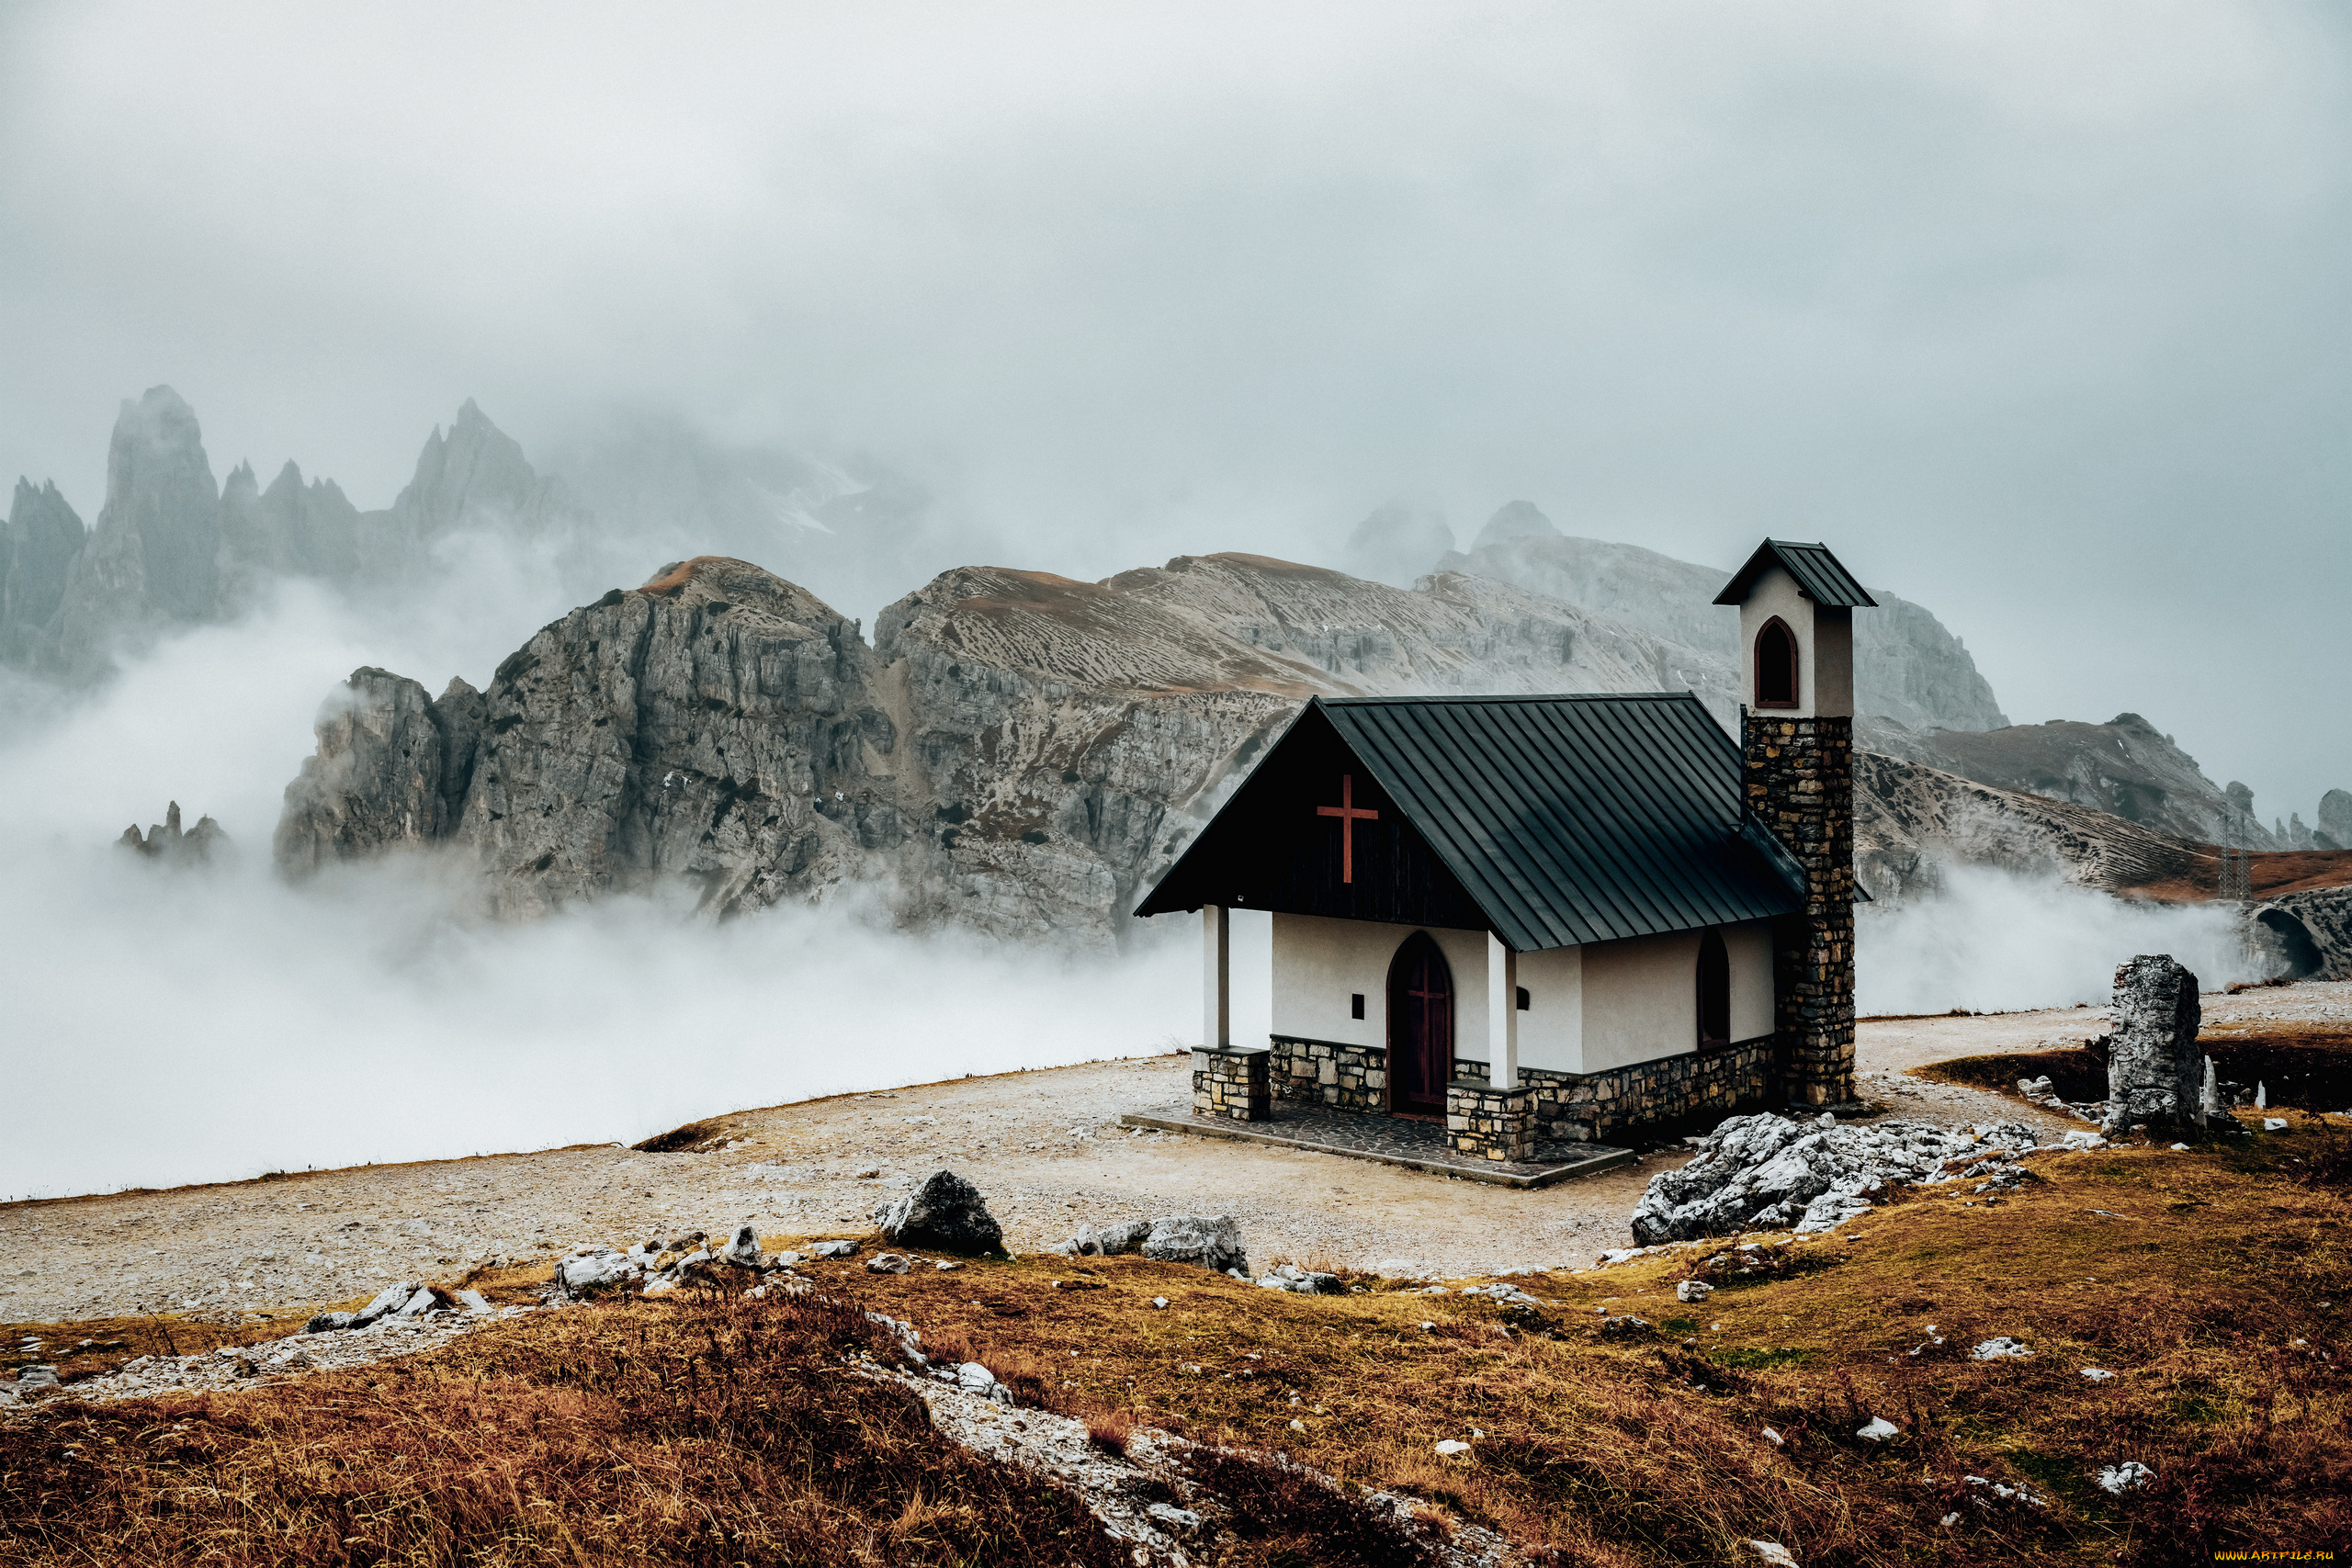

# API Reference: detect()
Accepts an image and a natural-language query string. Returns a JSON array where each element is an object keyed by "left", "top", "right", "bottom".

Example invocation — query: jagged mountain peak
[{"left": 1472, "top": 499, "right": 1559, "bottom": 550}]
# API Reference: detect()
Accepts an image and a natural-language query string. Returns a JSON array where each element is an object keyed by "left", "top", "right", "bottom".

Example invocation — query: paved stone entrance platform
[{"left": 1118, "top": 1100, "right": 1635, "bottom": 1189}]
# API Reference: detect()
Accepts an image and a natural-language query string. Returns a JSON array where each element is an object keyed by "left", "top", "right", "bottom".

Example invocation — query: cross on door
[{"left": 1316, "top": 773, "right": 1378, "bottom": 884}]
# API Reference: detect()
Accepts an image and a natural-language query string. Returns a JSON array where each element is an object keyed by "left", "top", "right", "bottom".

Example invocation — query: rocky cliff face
[
  {"left": 1850, "top": 750, "right": 2209, "bottom": 903},
  {"left": 1435, "top": 511, "right": 2010, "bottom": 735},
  {"left": 0, "top": 480, "right": 85, "bottom": 664},
  {"left": 1871, "top": 712, "right": 2267, "bottom": 851},
  {"left": 279, "top": 558, "right": 891, "bottom": 919},
  {"left": 276, "top": 551, "right": 1744, "bottom": 936},
  {"left": 277, "top": 548, "right": 2350, "bottom": 948}
]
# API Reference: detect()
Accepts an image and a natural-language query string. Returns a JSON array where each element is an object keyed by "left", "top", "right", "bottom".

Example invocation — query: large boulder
[
  {"left": 2104, "top": 954, "right": 2203, "bottom": 1131},
  {"left": 1139, "top": 1214, "right": 1249, "bottom": 1275},
  {"left": 1630, "top": 1113, "right": 2046, "bottom": 1244},
  {"left": 875, "top": 1169, "right": 1004, "bottom": 1256}
]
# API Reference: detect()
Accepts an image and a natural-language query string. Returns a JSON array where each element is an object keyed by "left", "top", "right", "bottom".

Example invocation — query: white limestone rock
[
  {"left": 1139, "top": 1214, "right": 1249, "bottom": 1275},
  {"left": 1630, "top": 1112, "right": 2042, "bottom": 1244}
]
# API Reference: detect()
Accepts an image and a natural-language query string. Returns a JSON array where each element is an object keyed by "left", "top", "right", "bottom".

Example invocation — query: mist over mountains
[{"left": 5, "top": 385, "right": 2341, "bottom": 926}]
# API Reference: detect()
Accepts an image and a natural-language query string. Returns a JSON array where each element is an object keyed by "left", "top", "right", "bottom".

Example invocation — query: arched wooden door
[{"left": 1387, "top": 931, "right": 1454, "bottom": 1115}]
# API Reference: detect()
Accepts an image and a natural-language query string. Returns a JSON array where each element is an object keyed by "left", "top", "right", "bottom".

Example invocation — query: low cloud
[
  {"left": 0, "top": 572, "right": 1193, "bottom": 1201},
  {"left": 1857, "top": 865, "right": 2257, "bottom": 1017}
]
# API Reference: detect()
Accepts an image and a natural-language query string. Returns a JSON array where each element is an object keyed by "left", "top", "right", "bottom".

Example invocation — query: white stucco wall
[
  {"left": 1512, "top": 943, "right": 1584, "bottom": 1074},
  {"left": 1726, "top": 920, "right": 1774, "bottom": 1043},
  {"left": 1577, "top": 919, "right": 1776, "bottom": 1073},
  {"left": 1268, "top": 914, "right": 1490, "bottom": 1059},
  {"left": 1271, "top": 913, "right": 1774, "bottom": 1077},
  {"left": 1736, "top": 563, "right": 1851, "bottom": 719}
]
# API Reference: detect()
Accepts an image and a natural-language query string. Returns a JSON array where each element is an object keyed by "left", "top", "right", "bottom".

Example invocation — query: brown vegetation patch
[
  {"left": 1917, "top": 1036, "right": 2352, "bottom": 1111},
  {"left": 631, "top": 1118, "right": 730, "bottom": 1154},
  {"left": 8, "top": 1138, "right": 2347, "bottom": 1564},
  {"left": 0, "top": 1289, "right": 1134, "bottom": 1568},
  {"left": 2120, "top": 847, "right": 2352, "bottom": 903}
]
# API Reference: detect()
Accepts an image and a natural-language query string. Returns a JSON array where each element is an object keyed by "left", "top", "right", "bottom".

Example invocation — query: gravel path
[{"left": 6, "top": 982, "right": 2344, "bottom": 1327}]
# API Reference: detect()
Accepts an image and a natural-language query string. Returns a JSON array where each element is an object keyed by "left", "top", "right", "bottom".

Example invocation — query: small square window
[
  {"left": 1350, "top": 993, "right": 1365, "bottom": 1020},
  {"left": 1516, "top": 986, "right": 1531, "bottom": 1011}
]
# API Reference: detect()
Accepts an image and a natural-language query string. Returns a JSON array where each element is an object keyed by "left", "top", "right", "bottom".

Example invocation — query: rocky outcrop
[
  {"left": 2319, "top": 790, "right": 2352, "bottom": 852},
  {"left": 3, "top": 392, "right": 594, "bottom": 682},
  {"left": 2252, "top": 890, "right": 2352, "bottom": 982},
  {"left": 1850, "top": 750, "right": 2209, "bottom": 902},
  {"left": 43, "top": 388, "right": 222, "bottom": 674},
  {"left": 116, "top": 801, "right": 229, "bottom": 864},
  {"left": 217, "top": 459, "right": 366, "bottom": 590},
  {"left": 275, "top": 669, "right": 485, "bottom": 871},
  {"left": 1437, "top": 523, "right": 2010, "bottom": 734},
  {"left": 2102, "top": 955, "right": 2204, "bottom": 1132},
  {"left": 0, "top": 479, "right": 86, "bottom": 664},
  {"left": 1874, "top": 712, "right": 2269, "bottom": 850},
  {"left": 278, "top": 558, "right": 888, "bottom": 917},
  {"left": 275, "top": 550, "right": 1754, "bottom": 934},
  {"left": 874, "top": 1169, "right": 1004, "bottom": 1256},
  {"left": 1629, "top": 1112, "right": 2078, "bottom": 1244}
]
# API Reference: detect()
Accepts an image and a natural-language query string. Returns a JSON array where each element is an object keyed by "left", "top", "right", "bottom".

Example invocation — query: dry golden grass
[{"left": 5, "top": 1121, "right": 2346, "bottom": 1565}]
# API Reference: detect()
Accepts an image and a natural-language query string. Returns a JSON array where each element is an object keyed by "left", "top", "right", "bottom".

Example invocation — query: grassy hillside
[{"left": 3, "top": 1113, "right": 2346, "bottom": 1565}]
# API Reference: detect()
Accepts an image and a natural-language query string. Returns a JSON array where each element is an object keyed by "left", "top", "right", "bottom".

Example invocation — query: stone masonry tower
[{"left": 1713, "top": 540, "right": 1875, "bottom": 1109}]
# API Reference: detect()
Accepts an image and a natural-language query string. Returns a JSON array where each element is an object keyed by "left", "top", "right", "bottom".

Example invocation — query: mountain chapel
[{"left": 1136, "top": 539, "right": 1873, "bottom": 1163}]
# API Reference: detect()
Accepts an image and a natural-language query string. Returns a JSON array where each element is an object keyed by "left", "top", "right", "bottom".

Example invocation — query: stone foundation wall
[
  {"left": 1518, "top": 1041, "right": 1772, "bottom": 1143},
  {"left": 1445, "top": 1083, "right": 1533, "bottom": 1162},
  {"left": 1192, "top": 1045, "right": 1270, "bottom": 1122},
  {"left": 1268, "top": 1036, "right": 1387, "bottom": 1111}
]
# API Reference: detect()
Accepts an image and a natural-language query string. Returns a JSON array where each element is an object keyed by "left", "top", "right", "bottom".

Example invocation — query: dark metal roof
[
  {"left": 1139, "top": 692, "right": 1806, "bottom": 951},
  {"left": 1712, "top": 539, "right": 1877, "bottom": 608}
]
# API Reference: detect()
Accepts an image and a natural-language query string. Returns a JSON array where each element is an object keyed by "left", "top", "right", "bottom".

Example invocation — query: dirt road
[{"left": 6, "top": 981, "right": 2345, "bottom": 1325}]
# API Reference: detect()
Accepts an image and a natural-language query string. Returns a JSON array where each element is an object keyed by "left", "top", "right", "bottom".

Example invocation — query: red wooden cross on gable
[{"left": 1316, "top": 773, "right": 1379, "bottom": 884}]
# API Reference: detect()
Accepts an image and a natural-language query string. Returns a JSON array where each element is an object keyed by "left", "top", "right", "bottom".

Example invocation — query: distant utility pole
[{"left": 2219, "top": 814, "right": 2253, "bottom": 900}]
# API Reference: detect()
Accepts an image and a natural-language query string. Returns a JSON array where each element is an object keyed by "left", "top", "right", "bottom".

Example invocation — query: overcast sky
[{"left": 2, "top": 1, "right": 2346, "bottom": 820}]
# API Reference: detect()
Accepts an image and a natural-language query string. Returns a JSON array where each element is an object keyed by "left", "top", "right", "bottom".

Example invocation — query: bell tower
[{"left": 1713, "top": 539, "right": 1875, "bottom": 1108}]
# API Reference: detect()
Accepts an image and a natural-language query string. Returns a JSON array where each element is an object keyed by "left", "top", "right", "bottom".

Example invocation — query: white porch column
[
  {"left": 1487, "top": 930, "right": 1519, "bottom": 1089},
  {"left": 1203, "top": 904, "right": 1231, "bottom": 1048}
]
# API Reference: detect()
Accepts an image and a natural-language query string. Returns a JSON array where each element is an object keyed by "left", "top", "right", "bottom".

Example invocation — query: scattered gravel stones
[
  {"left": 1856, "top": 1417, "right": 1900, "bottom": 1441},
  {"left": 1676, "top": 1280, "right": 1713, "bottom": 1303},
  {"left": 1630, "top": 1112, "right": 2050, "bottom": 1243},
  {"left": 809, "top": 1239, "right": 860, "bottom": 1258},
  {"left": 865, "top": 1253, "right": 913, "bottom": 1275},
  {"left": 874, "top": 1169, "right": 1005, "bottom": 1257},
  {"left": 1971, "top": 1337, "right": 2031, "bottom": 1361}
]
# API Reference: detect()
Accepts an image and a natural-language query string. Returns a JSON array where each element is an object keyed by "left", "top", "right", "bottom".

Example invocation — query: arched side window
[
  {"left": 1754, "top": 616, "right": 1799, "bottom": 708},
  {"left": 1696, "top": 931, "right": 1730, "bottom": 1050}
]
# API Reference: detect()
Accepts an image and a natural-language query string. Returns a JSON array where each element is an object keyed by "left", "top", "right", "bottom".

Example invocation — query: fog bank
[
  {"left": 1857, "top": 866, "right": 2256, "bottom": 1016},
  {"left": 0, "top": 575, "right": 1194, "bottom": 1202}
]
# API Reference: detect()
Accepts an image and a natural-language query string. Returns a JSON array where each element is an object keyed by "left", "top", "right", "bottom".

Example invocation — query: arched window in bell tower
[{"left": 1755, "top": 616, "right": 1798, "bottom": 708}]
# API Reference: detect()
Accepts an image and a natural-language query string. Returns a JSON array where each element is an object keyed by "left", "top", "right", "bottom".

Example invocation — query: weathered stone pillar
[
  {"left": 1747, "top": 714, "right": 1859, "bottom": 1107},
  {"left": 2103, "top": 953, "right": 2203, "bottom": 1131},
  {"left": 1193, "top": 1044, "right": 1269, "bottom": 1122},
  {"left": 1446, "top": 1082, "right": 1533, "bottom": 1162}
]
